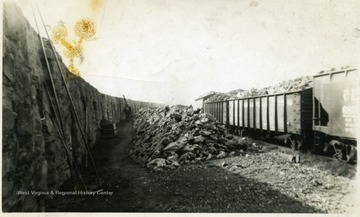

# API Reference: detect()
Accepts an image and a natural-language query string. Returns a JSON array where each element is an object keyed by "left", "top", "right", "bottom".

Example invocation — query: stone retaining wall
[{"left": 2, "top": 3, "right": 163, "bottom": 211}]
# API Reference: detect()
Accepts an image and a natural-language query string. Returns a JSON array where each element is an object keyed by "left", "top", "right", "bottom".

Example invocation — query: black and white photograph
[{"left": 2, "top": 0, "right": 359, "bottom": 214}]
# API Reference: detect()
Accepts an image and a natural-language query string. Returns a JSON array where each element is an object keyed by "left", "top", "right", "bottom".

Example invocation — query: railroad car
[
  {"left": 203, "top": 68, "right": 358, "bottom": 163},
  {"left": 204, "top": 89, "right": 313, "bottom": 150},
  {"left": 312, "top": 68, "right": 358, "bottom": 162}
]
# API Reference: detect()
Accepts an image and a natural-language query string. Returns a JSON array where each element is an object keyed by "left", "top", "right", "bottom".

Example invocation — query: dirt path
[{"left": 47, "top": 121, "right": 355, "bottom": 213}]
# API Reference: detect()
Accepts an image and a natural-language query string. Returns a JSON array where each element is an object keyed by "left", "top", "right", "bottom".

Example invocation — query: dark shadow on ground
[{"left": 46, "top": 120, "right": 321, "bottom": 213}]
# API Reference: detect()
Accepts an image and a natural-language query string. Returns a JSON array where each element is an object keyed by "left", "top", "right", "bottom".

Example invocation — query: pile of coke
[
  {"left": 130, "top": 105, "right": 259, "bottom": 172},
  {"left": 205, "top": 75, "right": 313, "bottom": 102}
]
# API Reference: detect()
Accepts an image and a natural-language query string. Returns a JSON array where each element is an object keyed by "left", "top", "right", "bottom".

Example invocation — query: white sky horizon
[{"left": 10, "top": 0, "right": 360, "bottom": 105}]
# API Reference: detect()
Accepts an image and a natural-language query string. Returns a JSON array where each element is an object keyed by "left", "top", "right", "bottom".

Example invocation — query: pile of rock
[
  {"left": 130, "top": 106, "right": 252, "bottom": 171},
  {"left": 205, "top": 76, "right": 313, "bottom": 103},
  {"left": 255, "top": 76, "right": 312, "bottom": 96}
]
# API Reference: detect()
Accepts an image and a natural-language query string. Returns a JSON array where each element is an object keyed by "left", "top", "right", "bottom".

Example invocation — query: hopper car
[{"left": 203, "top": 68, "right": 358, "bottom": 163}]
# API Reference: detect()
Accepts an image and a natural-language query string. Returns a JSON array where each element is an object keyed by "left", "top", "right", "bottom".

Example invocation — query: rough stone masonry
[{"left": 2, "top": 3, "right": 162, "bottom": 212}]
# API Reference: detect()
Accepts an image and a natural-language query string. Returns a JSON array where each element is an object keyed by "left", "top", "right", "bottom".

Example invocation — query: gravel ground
[
  {"left": 208, "top": 149, "right": 357, "bottom": 213},
  {"left": 47, "top": 121, "right": 357, "bottom": 213}
]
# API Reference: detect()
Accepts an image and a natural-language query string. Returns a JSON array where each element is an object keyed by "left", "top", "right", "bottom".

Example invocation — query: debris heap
[{"left": 130, "top": 106, "right": 253, "bottom": 171}]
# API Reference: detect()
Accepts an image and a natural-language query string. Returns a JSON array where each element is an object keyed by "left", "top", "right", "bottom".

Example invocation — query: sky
[{"left": 12, "top": 0, "right": 360, "bottom": 105}]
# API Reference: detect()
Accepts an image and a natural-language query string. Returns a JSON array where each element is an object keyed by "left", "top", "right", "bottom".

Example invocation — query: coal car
[
  {"left": 313, "top": 68, "right": 358, "bottom": 162},
  {"left": 203, "top": 68, "right": 358, "bottom": 162}
]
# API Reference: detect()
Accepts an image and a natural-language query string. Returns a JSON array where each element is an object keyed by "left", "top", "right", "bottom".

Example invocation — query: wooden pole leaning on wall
[
  {"left": 31, "top": 2, "right": 87, "bottom": 190},
  {"left": 31, "top": 3, "right": 66, "bottom": 139},
  {"left": 36, "top": 4, "right": 102, "bottom": 186},
  {"left": 44, "top": 85, "right": 88, "bottom": 190}
]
